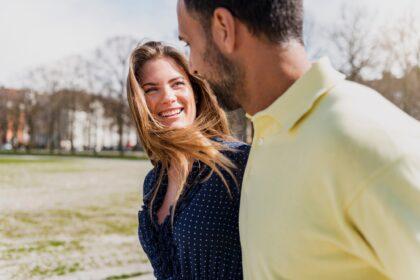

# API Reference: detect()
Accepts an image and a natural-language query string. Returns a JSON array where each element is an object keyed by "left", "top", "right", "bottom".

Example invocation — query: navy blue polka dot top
[{"left": 138, "top": 139, "right": 250, "bottom": 280}]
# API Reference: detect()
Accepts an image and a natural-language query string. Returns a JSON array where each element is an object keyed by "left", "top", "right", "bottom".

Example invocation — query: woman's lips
[{"left": 159, "top": 108, "right": 184, "bottom": 118}]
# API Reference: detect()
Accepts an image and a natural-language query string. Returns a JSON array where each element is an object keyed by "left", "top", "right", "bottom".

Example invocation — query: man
[{"left": 177, "top": 0, "right": 420, "bottom": 279}]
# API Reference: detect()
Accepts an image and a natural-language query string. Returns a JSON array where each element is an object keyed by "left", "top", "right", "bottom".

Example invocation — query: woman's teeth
[{"left": 159, "top": 108, "right": 183, "bottom": 117}]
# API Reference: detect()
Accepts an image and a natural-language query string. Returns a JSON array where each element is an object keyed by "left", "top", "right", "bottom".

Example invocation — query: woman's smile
[{"left": 158, "top": 107, "right": 184, "bottom": 118}]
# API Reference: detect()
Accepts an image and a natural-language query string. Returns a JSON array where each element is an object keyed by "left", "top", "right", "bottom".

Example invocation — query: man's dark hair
[{"left": 183, "top": 0, "right": 304, "bottom": 44}]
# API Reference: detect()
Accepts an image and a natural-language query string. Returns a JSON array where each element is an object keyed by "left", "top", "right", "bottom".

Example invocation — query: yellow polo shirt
[{"left": 240, "top": 57, "right": 420, "bottom": 280}]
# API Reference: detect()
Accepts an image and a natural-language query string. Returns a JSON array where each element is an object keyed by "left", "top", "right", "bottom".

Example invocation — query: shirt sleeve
[
  {"left": 138, "top": 170, "right": 173, "bottom": 280},
  {"left": 346, "top": 156, "right": 420, "bottom": 279}
]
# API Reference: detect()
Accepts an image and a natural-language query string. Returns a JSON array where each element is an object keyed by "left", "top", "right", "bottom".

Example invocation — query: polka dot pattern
[{"left": 138, "top": 139, "right": 250, "bottom": 280}]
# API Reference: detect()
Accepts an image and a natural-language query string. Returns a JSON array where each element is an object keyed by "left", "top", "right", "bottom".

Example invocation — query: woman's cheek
[
  {"left": 145, "top": 95, "right": 158, "bottom": 114},
  {"left": 146, "top": 98, "right": 156, "bottom": 114}
]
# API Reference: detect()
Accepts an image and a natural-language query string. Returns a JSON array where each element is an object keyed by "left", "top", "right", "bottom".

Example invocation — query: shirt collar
[{"left": 247, "top": 57, "right": 345, "bottom": 133}]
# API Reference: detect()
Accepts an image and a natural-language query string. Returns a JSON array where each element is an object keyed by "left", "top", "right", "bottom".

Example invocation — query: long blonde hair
[{"left": 127, "top": 41, "right": 237, "bottom": 223}]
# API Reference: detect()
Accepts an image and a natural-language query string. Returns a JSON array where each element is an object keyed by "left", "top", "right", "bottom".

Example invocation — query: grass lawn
[{"left": 0, "top": 155, "right": 153, "bottom": 279}]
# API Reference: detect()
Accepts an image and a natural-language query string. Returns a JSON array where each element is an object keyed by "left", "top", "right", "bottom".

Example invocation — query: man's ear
[{"left": 211, "top": 7, "right": 236, "bottom": 54}]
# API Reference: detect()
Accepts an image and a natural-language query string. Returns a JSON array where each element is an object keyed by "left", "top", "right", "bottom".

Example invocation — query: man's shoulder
[
  {"left": 320, "top": 80, "right": 416, "bottom": 132},
  {"left": 317, "top": 80, "right": 420, "bottom": 161},
  {"left": 326, "top": 80, "right": 390, "bottom": 114}
]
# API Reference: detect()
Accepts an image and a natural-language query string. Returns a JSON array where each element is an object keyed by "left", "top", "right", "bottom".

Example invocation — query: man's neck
[{"left": 240, "top": 41, "right": 311, "bottom": 116}]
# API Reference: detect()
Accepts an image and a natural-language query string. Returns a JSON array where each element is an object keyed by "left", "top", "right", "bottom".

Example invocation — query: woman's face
[{"left": 141, "top": 57, "right": 197, "bottom": 129}]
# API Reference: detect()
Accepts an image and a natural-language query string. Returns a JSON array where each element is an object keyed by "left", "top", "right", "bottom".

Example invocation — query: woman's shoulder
[
  {"left": 214, "top": 137, "right": 250, "bottom": 158},
  {"left": 212, "top": 137, "right": 250, "bottom": 152},
  {"left": 212, "top": 137, "right": 250, "bottom": 169},
  {"left": 143, "top": 167, "right": 157, "bottom": 198}
]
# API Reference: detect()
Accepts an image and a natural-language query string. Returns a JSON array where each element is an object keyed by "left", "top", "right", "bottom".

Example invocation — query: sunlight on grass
[{"left": 0, "top": 155, "right": 153, "bottom": 279}]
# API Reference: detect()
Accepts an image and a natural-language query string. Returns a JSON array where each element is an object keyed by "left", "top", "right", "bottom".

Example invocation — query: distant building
[
  {"left": 69, "top": 101, "right": 138, "bottom": 152},
  {"left": 0, "top": 87, "right": 138, "bottom": 151},
  {"left": 0, "top": 88, "right": 29, "bottom": 148}
]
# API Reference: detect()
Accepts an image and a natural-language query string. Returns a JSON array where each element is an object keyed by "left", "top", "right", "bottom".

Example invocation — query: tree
[
  {"left": 303, "top": 12, "right": 324, "bottom": 60},
  {"left": 0, "top": 88, "right": 9, "bottom": 146},
  {"left": 328, "top": 4, "right": 379, "bottom": 81},
  {"left": 379, "top": 11, "right": 420, "bottom": 116},
  {"left": 93, "top": 36, "right": 138, "bottom": 155}
]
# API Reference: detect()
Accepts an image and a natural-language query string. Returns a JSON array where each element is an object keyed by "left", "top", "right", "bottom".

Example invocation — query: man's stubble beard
[{"left": 203, "top": 39, "right": 245, "bottom": 111}]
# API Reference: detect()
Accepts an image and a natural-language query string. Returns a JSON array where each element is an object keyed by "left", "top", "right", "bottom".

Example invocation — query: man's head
[{"left": 177, "top": 0, "right": 304, "bottom": 110}]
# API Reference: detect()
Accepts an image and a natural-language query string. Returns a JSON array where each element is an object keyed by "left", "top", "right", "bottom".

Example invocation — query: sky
[{"left": 0, "top": 0, "right": 419, "bottom": 87}]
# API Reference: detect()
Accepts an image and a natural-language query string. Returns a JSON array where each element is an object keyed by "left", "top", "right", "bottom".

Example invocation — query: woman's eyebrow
[
  {"left": 142, "top": 76, "right": 184, "bottom": 87},
  {"left": 169, "top": 76, "right": 184, "bottom": 83},
  {"left": 141, "top": 82, "right": 158, "bottom": 87}
]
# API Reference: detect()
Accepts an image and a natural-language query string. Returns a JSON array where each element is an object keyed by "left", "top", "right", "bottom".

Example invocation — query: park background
[{"left": 0, "top": 0, "right": 419, "bottom": 279}]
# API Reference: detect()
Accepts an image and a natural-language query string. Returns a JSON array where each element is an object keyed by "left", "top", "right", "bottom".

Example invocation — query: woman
[{"left": 127, "top": 41, "right": 249, "bottom": 280}]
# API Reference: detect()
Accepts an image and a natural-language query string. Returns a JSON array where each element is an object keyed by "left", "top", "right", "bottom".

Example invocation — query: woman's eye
[
  {"left": 173, "top": 81, "right": 185, "bottom": 88},
  {"left": 144, "top": 88, "right": 157, "bottom": 94}
]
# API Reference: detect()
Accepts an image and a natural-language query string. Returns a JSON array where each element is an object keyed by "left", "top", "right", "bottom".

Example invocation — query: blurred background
[{"left": 0, "top": 0, "right": 419, "bottom": 279}]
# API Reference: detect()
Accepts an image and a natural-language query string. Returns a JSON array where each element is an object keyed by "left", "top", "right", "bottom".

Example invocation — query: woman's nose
[{"left": 161, "top": 87, "right": 177, "bottom": 104}]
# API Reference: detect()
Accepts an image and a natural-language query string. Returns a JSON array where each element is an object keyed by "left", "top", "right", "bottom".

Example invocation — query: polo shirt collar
[{"left": 247, "top": 57, "right": 345, "bottom": 133}]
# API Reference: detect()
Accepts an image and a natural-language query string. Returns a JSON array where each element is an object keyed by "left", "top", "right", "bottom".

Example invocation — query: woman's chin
[{"left": 162, "top": 119, "right": 190, "bottom": 129}]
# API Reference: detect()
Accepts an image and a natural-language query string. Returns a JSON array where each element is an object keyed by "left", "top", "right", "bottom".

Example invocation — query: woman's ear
[{"left": 211, "top": 7, "right": 236, "bottom": 54}]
